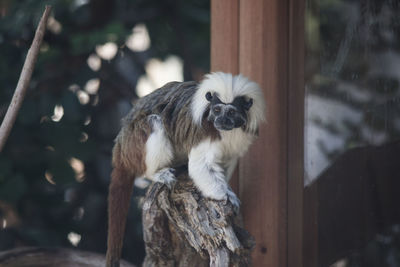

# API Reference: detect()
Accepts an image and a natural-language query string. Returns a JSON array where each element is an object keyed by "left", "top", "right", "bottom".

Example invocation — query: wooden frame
[{"left": 211, "top": 0, "right": 305, "bottom": 266}]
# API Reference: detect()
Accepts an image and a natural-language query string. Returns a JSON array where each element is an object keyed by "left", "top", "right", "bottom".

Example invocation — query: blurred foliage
[{"left": 0, "top": 0, "right": 209, "bottom": 264}]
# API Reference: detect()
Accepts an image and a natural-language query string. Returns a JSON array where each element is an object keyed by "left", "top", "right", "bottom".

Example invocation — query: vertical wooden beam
[
  {"left": 303, "top": 184, "right": 318, "bottom": 267},
  {"left": 303, "top": 1, "right": 319, "bottom": 265},
  {"left": 288, "top": 0, "right": 305, "bottom": 266},
  {"left": 210, "top": 0, "right": 240, "bottom": 193},
  {"left": 210, "top": 0, "right": 239, "bottom": 73},
  {"left": 239, "top": 0, "right": 289, "bottom": 266},
  {"left": 211, "top": 0, "right": 305, "bottom": 266}
]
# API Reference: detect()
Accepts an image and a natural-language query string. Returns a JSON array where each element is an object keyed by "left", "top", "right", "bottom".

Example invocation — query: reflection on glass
[{"left": 304, "top": 0, "right": 400, "bottom": 266}]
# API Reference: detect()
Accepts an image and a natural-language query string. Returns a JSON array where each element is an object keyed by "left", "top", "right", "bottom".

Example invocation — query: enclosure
[{"left": 1, "top": 0, "right": 400, "bottom": 266}]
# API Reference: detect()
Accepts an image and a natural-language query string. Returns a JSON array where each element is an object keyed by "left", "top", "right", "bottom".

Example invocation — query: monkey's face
[{"left": 205, "top": 92, "right": 253, "bottom": 131}]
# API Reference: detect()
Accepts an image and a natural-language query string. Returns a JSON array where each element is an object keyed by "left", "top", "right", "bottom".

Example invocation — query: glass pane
[{"left": 304, "top": 0, "right": 400, "bottom": 266}]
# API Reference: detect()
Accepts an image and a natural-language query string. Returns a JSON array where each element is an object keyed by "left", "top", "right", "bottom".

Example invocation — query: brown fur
[
  {"left": 114, "top": 113, "right": 151, "bottom": 172},
  {"left": 106, "top": 114, "right": 152, "bottom": 267},
  {"left": 106, "top": 167, "right": 134, "bottom": 267}
]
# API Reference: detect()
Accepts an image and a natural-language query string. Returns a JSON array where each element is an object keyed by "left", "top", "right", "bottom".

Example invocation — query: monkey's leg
[
  {"left": 144, "top": 115, "right": 175, "bottom": 186},
  {"left": 106, "top": 167, "right": 134, "bottom": 267}
]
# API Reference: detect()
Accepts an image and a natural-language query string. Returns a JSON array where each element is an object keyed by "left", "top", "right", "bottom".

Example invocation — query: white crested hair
[{"left": 191, "top": 72, "right": 266, "bottom": 133}]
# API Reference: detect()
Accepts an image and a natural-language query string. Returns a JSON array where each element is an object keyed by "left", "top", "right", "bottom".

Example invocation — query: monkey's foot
[{"left": 153, "top": 168, "right": 176, "bottom": 189}]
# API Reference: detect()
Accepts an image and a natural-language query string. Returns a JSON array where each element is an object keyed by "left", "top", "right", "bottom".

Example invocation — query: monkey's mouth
[
  {"left": 214, "top": 117, "right": 236, "bottom": 131},
  {"left": 214, "top": 123, "right": 234, "bottom": 131}
]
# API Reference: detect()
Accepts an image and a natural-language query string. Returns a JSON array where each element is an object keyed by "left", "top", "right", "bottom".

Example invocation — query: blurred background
[
  {"left": 305, "top": 0, "right": 400, "bottom": 266},
  {"left": 2, "top": 0, "right": 400, "bottom": 266},
  {"left": 0, "top": 0, "right": 209, "bottom": 265}
]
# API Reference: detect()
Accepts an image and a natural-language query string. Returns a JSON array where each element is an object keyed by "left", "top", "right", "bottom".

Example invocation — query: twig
[{"left": 0, "top": 5, "right": 51, "bottom": 152}]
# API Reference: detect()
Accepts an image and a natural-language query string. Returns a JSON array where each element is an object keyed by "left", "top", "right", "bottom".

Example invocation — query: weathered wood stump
[
  {"left": 0, "top": 247, "right": 135, "bottom": 267},
  {"left": 142, "top": 172, "right": 255, "bottom": 267}
]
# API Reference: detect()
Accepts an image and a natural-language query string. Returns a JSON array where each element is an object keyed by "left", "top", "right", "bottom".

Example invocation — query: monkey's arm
[
  {"left": 225, "top": 157, "right": 238, "bottom": 181},
  {"left": 188, "top": 139, "right": 240, "bottom": 209},
  {"left": 224, "top": 158, "right": 241, "bottom": 210}
]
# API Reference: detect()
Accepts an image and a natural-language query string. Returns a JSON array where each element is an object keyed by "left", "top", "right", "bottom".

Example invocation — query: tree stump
[{"left": 142, "top": 171, "right": 255, "bottom": 267}]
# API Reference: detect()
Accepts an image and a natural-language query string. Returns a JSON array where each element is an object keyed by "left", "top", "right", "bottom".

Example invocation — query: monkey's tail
[{"left": 106, "top": 167, "right": 135, "bottom": 267}]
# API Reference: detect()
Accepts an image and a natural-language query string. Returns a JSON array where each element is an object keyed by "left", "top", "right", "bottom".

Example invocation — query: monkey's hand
[
  {"left": 201, "top": 184, "right": 240, "bottom": 214},
  {"left": 153, "top": 168, "right": 176, "bottom": 189},
  {"left": 226, "top": 187, "right": 240, "bottom": 214},
  {"left": 188, "top": 140, "right": 242, "bottom": 213},
  {"left": 190, "top": 172, "right": 240, "bottom": 214}
]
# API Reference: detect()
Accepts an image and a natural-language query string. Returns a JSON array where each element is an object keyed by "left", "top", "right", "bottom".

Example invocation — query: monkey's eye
[
  {"left": 213, "top": 107, "right": 221, "bottom": 114},
  {"left": 227, "top": 109, "right": 236, "bottom": 117},
  {"left": 205, "top": 92, "right": 213, "bottom": 101}
]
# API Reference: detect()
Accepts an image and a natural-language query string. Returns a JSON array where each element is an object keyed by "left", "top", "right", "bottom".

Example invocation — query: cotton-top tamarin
[{"left": 106, "top": 72, "right": 266, "bottom": 267}]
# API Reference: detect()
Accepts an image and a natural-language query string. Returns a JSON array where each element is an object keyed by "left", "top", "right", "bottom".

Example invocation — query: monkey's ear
[
  {"left": 205, "top": 92, "right": 213, "bottom": 102},
  {"left": 244, "top": 98, "right": 253, "bottom": 110}
]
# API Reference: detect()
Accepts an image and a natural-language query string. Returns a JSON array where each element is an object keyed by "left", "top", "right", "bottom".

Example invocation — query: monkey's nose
[
  {"left": 223, "top": 118, "right": 234, "bottom": 128},
  {"left": 214, "top": 117, "right": 233, "bottom": 130}
]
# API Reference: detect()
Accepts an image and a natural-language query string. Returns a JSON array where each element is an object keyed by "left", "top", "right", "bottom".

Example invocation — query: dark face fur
[{"left": 205, "top": 92, "right": 253, "bottom": 131}]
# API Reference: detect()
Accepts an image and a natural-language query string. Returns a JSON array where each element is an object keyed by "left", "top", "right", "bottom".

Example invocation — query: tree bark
[{"left": 142, "top": 172, "right": 255, "bottom": 267}]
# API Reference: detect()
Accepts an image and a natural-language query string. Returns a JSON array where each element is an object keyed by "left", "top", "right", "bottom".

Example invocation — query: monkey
[{"left": 106, "top": 72, "right": 265, "bottom": 267}]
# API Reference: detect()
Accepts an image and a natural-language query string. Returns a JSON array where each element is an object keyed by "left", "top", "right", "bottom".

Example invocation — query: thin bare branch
[{"left": 0, "top": 5, "right": 51, "bottom": 152}]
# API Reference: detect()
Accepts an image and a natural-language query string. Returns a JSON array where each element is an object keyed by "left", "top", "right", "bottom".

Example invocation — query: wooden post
[
  {"left": 210, "top": 0, "right": 239, "bottom": 74},
  {"left": 287, "top": 0, "right": 305, "bottom": 266},
  {"left": 211, "top": 0, "right": 305, "bottom": 266},
  {"left": 239, "top": 1, "right": 288, "bottom": 266}
]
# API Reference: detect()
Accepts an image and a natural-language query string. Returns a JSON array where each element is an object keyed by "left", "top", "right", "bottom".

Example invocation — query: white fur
[
  {"left": 188, "top": 130, "right": 254, "bottom": 201},
  {"left": 188, "top": 139, "right": 228, "bottom": 200},
  {"left": 188, "top": 128, "right": 255, "bottom": 206},
  {"left": 144, "top": 115, "right": 174, "bottom": 182},
  {"left": 191, "top": 72, "right": 266, "bottom": 133},
  {"left": 219, "top": 128, "right": 255, "bottom": 159},
  {"left": 225, "top": 157, "right": 238, "bottom": 181},
  {"left": 152, "top": 168, "right": 176, "bottom": 187}
]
